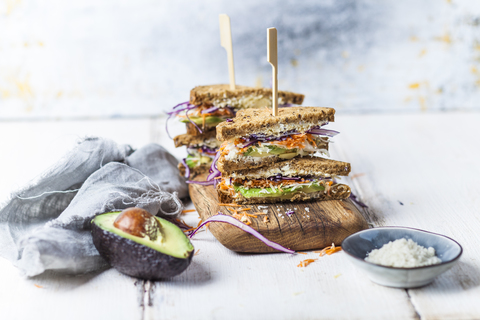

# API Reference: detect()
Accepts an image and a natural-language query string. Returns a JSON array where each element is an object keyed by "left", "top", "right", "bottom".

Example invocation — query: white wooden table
[{"left": 1, "top": 112, "right": 479, "bottom": 320}]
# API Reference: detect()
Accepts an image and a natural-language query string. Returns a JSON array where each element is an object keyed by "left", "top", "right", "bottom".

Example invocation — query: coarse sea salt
[{"left": 365, "top": 238, "right": 442, "bottom": 268}]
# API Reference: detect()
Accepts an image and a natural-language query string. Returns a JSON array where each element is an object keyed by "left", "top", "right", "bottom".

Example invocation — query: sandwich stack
[
  {"left": 168, "top": 84, "right": 304, "bottom": 179},
  {"left": 211, "top": 106, "right": 352, "bottom": 204}
]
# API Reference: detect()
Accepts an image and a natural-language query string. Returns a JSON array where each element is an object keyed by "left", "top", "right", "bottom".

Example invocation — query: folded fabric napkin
[{"left": 0, "top": 137, "right": 188, "bottom": 277}]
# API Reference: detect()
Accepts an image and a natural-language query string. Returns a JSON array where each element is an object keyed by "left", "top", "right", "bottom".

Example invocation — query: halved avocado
[{"left": 91, "top": 208, "right": 194, "bottom": 280}]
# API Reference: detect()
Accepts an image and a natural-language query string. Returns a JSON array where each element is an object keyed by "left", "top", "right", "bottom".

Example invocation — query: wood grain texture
[
  {"left": 189, "top": 178, "right": 368, "bottom": 253},
  {"left": 148, "top": 207, "right": 418, "bottom": 320}
]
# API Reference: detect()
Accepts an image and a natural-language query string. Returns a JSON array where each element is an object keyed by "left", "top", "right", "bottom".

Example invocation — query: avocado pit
[{"left": 113, "top": 207, "right": 162, "bottom": 241}]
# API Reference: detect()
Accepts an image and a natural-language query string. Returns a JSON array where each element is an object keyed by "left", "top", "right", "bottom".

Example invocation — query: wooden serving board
[{"left": 189, "top": 181, "right": 369, "bottom": 253}]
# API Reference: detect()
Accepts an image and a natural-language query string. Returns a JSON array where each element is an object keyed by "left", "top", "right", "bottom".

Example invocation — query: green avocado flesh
[
  {"left": 92, "top": 212, "right": 194, "bottom": 259},
  {"left": 180, "top": 116, "right": 225, "bottom": 126},
  {"left": 186, "top": 154, "right": 212, "bottom": 168},
  {"left": 233, "top": 183, "right": 325, "bottom": 198},
  {"left": 243, "top": 145, "right": 299, "bottom": 159}
]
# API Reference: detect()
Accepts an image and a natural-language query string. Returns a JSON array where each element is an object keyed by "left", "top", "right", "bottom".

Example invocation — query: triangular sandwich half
[
  {"left": 216, "top": 157, "right": 351, "bottom": 204},
  {"left": 215, "top": 107, "right": 337, "bottom": 172}
]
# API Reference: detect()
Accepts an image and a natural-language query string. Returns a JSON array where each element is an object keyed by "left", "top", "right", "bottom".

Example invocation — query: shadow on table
[
  {"left": 152, "top": 260, "right": 212, "bottom": 287},
  {"left": 27, "top": 265, "right": 111, "bottom": 290},
  {"left": 417, "top": 261, "right": 480, "bottom": 293}
]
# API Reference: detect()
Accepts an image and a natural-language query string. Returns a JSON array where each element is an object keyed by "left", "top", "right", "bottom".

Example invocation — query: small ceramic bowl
[{"left": 342, "top": 227, "right": 462, "bottom": 288}]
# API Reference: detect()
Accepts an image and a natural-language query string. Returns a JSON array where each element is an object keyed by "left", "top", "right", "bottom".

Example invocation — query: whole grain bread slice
[
  {"left": 224, "top": 157, "right": 350, "bottom": 178},
  {"left": 173, "top": 130, "right": 218, "bottom": 148},
  {"left": 216, "top": 183, "right": 351, "bottom": 204},
  {"left": 216, "top": 107, "right": 335, "bottom": 141},
  {"left": 190, "top": 84, "right": 304, "bottom": 107},
  {"left": 217, "top": 141, "right": 329, "bottom": 173},
  {"left": 178, "top": 162, "right": 210, "bottom": 178}
]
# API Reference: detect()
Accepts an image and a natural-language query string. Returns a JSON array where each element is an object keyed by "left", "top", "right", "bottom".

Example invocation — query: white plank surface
[
  {"left": 147, "top": 216, "right": 417, "bottom": 320},
  {"left": 0, "top": 113, "right": 479, "bottom": 319},
  {"left": 332, "top": 112, "right": 480, "bottom": 320},
  {"left": 0, "top": 119, "right": 152, "bottom": 320}
]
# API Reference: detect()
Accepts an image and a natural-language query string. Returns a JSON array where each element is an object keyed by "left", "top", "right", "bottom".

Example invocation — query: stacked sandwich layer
[
  {"left": 211, "top": 107, "right": 352, "bottom": 204},
  {"left": 169, "top": 84, "right": 304, "bottom": 179}
]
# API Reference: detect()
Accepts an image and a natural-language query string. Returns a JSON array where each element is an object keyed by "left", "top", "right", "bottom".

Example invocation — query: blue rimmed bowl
[{"left": 342, "top": 227, "right": 463, "bottom": 288}]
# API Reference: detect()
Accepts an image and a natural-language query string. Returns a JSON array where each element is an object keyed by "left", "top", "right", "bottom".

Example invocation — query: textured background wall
[{"left": 1, "top": 0, "right": 480, "bottom": 119}]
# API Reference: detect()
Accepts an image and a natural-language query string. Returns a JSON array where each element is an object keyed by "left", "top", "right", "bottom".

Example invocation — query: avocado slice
[
  {"left": 233, "top": 183, "right": 325, "bottom": 199},
  {"left": 243, "top": 145, "right": 293, "bottom": 157},
  {"left": 91, "top": 208, "right": 194, "bottom": 280},
  {"left": 185, "top": 154, "right": 213, "bottom": 168},
  {"left": 179, "top": 116, "right": 225, "bottom": 126}
]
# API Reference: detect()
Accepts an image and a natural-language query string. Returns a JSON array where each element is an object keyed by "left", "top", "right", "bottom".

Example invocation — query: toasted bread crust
[
  {"left": 217, "top": 142, "right": 329, "bottom": 172},
  {"left": 173, "top": 130, "right": 218, "bottom": 148},
  {"left": 221, "top": 157, "right": 350, "bottom": 178},
  {"left": 216, "top": 183, "right": 351, "bottom": 204},
  {"left": 216, "top": 107, "right": 335, "bottom": 141},
  {"left": 178, "top": 162, "right": 210, "bottom": 178},
  {"left": 190, "top": 84, "right": 304, "bottom": 106}
]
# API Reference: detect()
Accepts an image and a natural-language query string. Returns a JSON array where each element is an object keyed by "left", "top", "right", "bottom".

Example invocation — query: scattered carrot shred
[
  {"left": 326, "top": 247, "right": 342, "bottom": 255},
  {"left": 237, "top": 208, "right": 251, "bottom": 211},
  {"left": 316, "top": 243, "right": 342, "bottom": 257},
  {"left": 34, "top": 284, "right": 43, "bottom": 288},
  {"left": 219, "top": 203, "right": 242, "bottom": 207},
  {"left": 253, "top": 212, "right": 268, "bottom": 215},
  {"left": 297, "top": 252, "right": 307, "bottom": 255},
  {"left": 263, "top": 216, "right": 270, "bottom": 224},
  {"left": 182, "top": 209, "right": 196, "bottom": 214},
  {"left": 297, "top": 259, "right": 318, "bottom": 267},
  {"left": 194, "top": 249, "right": 201, "bottom": 256},
  {"left": 182, "top": 219, "right": 204, "bottom": 233}
]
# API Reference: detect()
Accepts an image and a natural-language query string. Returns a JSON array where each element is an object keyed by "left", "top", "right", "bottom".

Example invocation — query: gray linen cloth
[{"left": 0, "top": 137, "right": 188, "bottom": 277}]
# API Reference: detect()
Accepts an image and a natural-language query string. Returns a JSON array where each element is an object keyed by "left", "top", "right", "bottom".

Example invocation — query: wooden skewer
[
  {"left": 219, "top": 14, "right": 236, "bottom": 90},
  {"left": 267, "top": 27, "right": 278, "bottom": 116}
]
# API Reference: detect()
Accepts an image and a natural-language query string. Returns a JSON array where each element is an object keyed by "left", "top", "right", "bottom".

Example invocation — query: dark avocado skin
[{"left": 92, "top": 223, "right": 194, "bottom": 280}]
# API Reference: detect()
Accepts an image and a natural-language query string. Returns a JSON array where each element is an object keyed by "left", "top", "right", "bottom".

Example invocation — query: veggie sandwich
[
  {"left": 211, "top": 107, "right": 352, "bottom": 204},
  {"left": 169, "top": 84, "right": 304, "bottom": 178}
]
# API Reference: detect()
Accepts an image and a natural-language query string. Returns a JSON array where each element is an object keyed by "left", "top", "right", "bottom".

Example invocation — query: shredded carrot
[
  {"left": 218, "top": 203, "right": 242, "bottom": 207},
  {"left": 326, "top": 181, "right": 333, "bottom": 196},
  {"left": 34, "top": 284, "right": 43, "bottom": 288},
  {"left": 297, "top": 252, "right": 307, "bottom": 255},
  {"left": 237, "top": 208, "right": 251, "bottom": 211},
  {"left": 297, "top": 259, "right": 318, "bottom": 267},
  {"left": 326, "top": 247, "right": 342, "bottom": 255},
  {"left": 194, "top": 249, "right": 201, "bottom": 256},
  {"left": 244, "top": 213, "right": 258, "bottom": 218},
  {"left": 240, "top": 214, "right": 252, "bottom": 225},
  {"left": 263, "top": 216, "right": 270, "bottom": 224},
  {"left": 253, "top": 212, "right": 268, "bottom": 215},
  {"left": 316, "top": 243, "right": 342, "bottom": 257},
  {"left": 182, "top": 209, "right": 196, "bottom": 214},
  {"left": 182, "top": 219, "right": 203, "bottom": 233},
  {"left": 176, "top": 218, "right": 194, "bottom": 229}
]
